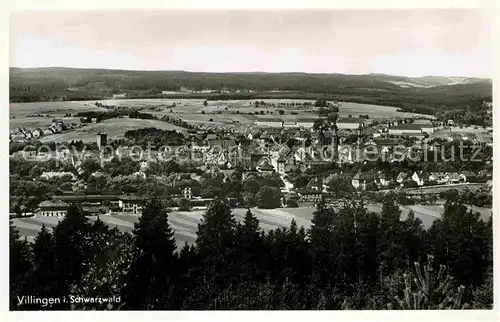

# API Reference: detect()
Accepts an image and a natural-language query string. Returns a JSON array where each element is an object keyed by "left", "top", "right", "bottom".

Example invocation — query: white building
[
  {"left": 36, "top": 200, "right": 69, "bottom": 217},
  {"left": 296, "top": 118, "right": 319, "bottom": 129},
  {"left": 254, "top": 118, "right": 283, "bottom": 128},
  {"left": 388, "top": 124, "right": 424, "bottom": 135},
  {"left": 337, "top": 118, "right": 364, "bottom": 130},
  {"left": 283, "top": 120, "right": 299, "bottom": 128}
]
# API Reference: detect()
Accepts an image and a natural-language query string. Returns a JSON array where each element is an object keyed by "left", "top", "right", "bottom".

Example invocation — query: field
[
  {"left": 10, "top": 99, "right": 432, "bottom": 124},
  {"left": 10, "top": 98, "right": 439, "bottom": 142},
  {"left": 429, "top": 126, "right": 492, "bottom": 143},
  {"left": 9, "top": 101, "right": 107, "bottom": 119},
  {"left": 37, "top": 118, "right": 187, "bottom": 143},
  {"left": 12, "top": 204, "right": 491, "bottom": 249}
]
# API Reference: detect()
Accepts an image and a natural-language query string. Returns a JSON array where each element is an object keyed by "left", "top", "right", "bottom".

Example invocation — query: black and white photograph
[{"left": 4, "top": 0, "right": 498, "bottom": 316}]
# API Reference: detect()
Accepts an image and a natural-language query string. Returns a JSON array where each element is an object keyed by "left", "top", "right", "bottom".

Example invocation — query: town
[
  {"left": 8, "top": 8, "right": 494, "bottom": 312},
  {"left": 10, "top": 98, "right": 493, "bottom": 220}
]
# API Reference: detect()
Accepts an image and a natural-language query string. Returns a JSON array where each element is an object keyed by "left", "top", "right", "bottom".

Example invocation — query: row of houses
[
  {"left": 254, "top": 117, "right": 366, "bottom": 130},
  {"left": 35, "top": 190, "right": 144, "bottom": 217},
  {"left": 387, "top": 123, "right": 434, "bottom": 136},
  {"left": 351, "top": 170, "right": 488, "bottom": 191},
  {"left": 10, "top": 119, "right": 67, "bottom": 143}
]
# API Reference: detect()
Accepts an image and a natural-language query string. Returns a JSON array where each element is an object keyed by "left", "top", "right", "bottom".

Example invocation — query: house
[
  {"left": 24, "top": 131, "right": 33, "bottom": 140},
  {"left": 205, "top": 133, "right": 217, "bottom": 141},
  {"left": 296, "top": 118, "right": 320, "bottom": 129},
  {"left": 352, "top": 172, "right": 376, "bottom": 190},
  {"left": 420, "top": 125, "right": 434, "bottom": 134},
  {"left": 297, "top": 189, "right": 323, "bottom": 203},
  {"left": 283, "top": 120, "right": 299, "bottom": 128},
  {"left": 388, "top": 123, "right": 424, "bottom": 136},
  {"left": 337, "top": 118, "right": 365, "bottom": 130},
  {"left": 377, "top": 172, "right": 391, "bottom": 187},
  {"left": 118, "top": 195, "right": 143, "bottom": 214},
  {"left": 276, "top": 156, "right": 286, "bottom": 175},
  {"left": 182, "top": 187, "right": 192, "bottom": 200},
  {"left": 411, "top": 171, "right": 429, "bottom": 186},
  {"left": 10, "top": 132, "right": 27, "bottom": 143},
  {"left": 32, "top": 128, "right": 44, "bottom": 138},
  {"left": 460, "top": 171, "right": 478, "bottom": 183},
  {"left": 445, "top": 172, "right": 463, "bottom": 184},
  {"left": 306, "top": 177, "right": 324, "bottom": 192},
  {"left": 256, "top": 159, "right": 275, "bottom": 173},
  {"left": 51, "top": 119, "right": 64, "bottom": 127},
  {"left": 429, "top": 172, "right": 447, "bottom": 184},
  {"left": 36, "top": 200, "right": 70, "bottom": 217},
  {"left": 40, "top": 171, "right": 77, "bottom": 181},
  {"left": 43, "top": 128, "right": 56, "bottom": 136},
  {"left": 254, "top": 118, "right": 283, "bottom": 128},
  {"left": 191, "top": 139, "right": 211, "bottom": 152},
  {"left": 396, "top": 172, "right": 409, "bottom": 184}
]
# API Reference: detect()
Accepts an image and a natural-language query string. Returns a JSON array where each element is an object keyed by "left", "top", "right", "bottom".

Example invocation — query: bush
[
  {"left": 286, "top": 198, "right": 299, "bottom": 208},
  {"left": 178, "top": 198, "right": 192, "bottom": 211}
]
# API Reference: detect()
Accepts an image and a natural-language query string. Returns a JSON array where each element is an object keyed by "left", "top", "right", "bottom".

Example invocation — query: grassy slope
[{"left": 13, "top": 204, "right": 492, "bottom": 247}]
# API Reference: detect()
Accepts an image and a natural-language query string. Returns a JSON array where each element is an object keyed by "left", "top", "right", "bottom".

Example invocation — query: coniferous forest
[{"left": 10, "top": 194, "right": 493, "bottom": 310}]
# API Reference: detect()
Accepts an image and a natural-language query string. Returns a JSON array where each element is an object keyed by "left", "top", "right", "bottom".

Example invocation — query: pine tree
[
  {"left": 428, "top": 200, "right": 491, "bottom": 287},
  {"left": 121, "top": 199, "right": 179, "bottom": 309},
  {"left": 25, "top": 224, "right": 57, "bottom": 310},
  {"left": 308, "top": 202, "right": 337, "bottom": 286},
  {"left": 196, "top": 197, "right": 236, "bottom": 257},
  {"left": 394, "top": 255, "right": 467, "bottom": 309},
  {"left": 377, "top": 194, "right": 406, "bottom": 276},
  {"left": 235, "top": 209, "right": 263, "bottom": 281},
  {"left": 9, "top": 221, "right": 32, "bottom": 310},
  {"left": 402, "top": 211, "right": 426, "bottom": 266},
  {"left": 72, "top": 220, "right": 134, "bottom": 309},
  {"left": 51, "top": 204, "right": 92, "bottom": 308}
]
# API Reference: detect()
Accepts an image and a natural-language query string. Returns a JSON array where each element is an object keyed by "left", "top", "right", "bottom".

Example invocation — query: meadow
[
  {"left": 36, "top": 118, "right": 187, "bottom": 143},
  {"left": 10, "top": 98, "right": 435, "bottom": 141},
  {"left": 12, "top": 204, "right": 492, "bottom": 248}
]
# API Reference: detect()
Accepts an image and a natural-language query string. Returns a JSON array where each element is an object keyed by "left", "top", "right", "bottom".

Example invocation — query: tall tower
[
  {"left": 332, "top": 119, "right": 339, "bottom": 162},
  {"left": 97, "top": 132, "right": 107, "bottom": 149},
  {"left": 357, "top": 123, "right": 363, "bottom": 145}
]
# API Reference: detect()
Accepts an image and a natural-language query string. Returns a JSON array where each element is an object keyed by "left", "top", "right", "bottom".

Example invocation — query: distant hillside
[
  {"left": 365, "top": 73, "right": 491, "bottom": 88},
  {"left": 9, "top": 67, "right": 492, "bottom": 114}
]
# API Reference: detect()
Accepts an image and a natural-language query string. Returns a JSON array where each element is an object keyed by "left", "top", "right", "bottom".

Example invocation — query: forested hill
[{"left": 9, "top": 67, "right": 492, "bottom": 114}]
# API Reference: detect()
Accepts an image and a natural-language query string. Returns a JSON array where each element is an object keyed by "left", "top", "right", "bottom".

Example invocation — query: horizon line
[{"left": 9, "top": 65, "right": 491, "bottom": 79}]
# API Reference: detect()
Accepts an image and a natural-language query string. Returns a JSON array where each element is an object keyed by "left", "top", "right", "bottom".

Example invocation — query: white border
[{"left": 1, "top": 1, "right": 499, "bottom": 322}]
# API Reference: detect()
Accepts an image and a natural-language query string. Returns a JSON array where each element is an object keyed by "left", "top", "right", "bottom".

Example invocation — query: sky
[{"left": 9, "top": 9, "right": 491, "bottom": 77}]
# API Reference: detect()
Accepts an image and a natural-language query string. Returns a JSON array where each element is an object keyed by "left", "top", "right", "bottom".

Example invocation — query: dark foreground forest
[{"left": 10, "top": 194, "right": 493, "bottom": 310}]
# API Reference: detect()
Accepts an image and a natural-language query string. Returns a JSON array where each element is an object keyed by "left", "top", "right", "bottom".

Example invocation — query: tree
[
  {"left": 203, "top": 100, "right": 208, "bottom": 106},
  {"left": 286, "top": 198, "right": 299, "bottom": 208},
  {"left": 393, "top": 255, "right": 467, "bottom": 309},
  {"left": 121, "top": 199, "right": 179, "bottom": 309},
  {"left": 256, "top": 186, "right": 282, "bottom": 209},
  {"left": 196, "top": 197, "right": 236, "bottom": 257},
  {"left": 234, "top": 209, "right": 264, "bottom": 281},
  {"left": 51, "top": 205, "right": 93, "bottom": 308},
  {"left": 314, "top": 99, "right": 327, "bottom": 107},
  {"left": 427, "top": 200, "right": 492, "bottom": 287},
  {"left": 308, "top": 202, "right": 337, "bottom": 286},
  {"left": 72, "top": 219, "right": 135, "bottom": 309},
  {"left": 278, "top": 110, "right": 284, "bottom": 115},
  {"left": 194, "top": 197, "right": 238, "bottom": 299},
  {"left": 178, "top": 198, "right": 192, "bottom": 211},
  {"left": 9, "top": 221, "right": 32, "bottom": 310},
  {"left": 377, "top": 195, "right": 406, "bottom": 276},
  {"left": 24, "top": 224, "right": 57, "bottom": 310}
]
